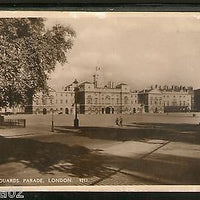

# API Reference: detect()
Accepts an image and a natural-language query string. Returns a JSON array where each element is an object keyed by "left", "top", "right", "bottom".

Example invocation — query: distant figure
[
  {"left": 119, "top": 116, "right": 123, "bottom": 127},
  {"left": 115, "top": 117, "right": 119, "bottom": 126}
]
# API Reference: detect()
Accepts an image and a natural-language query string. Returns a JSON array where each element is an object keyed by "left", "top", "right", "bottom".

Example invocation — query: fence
[{"left": 0, "top": 119, "right": 26, "bottom": 128}]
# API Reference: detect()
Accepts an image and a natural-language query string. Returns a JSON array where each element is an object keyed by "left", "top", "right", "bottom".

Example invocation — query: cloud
[{"left": 47, "top": 13, "right": 200, "bottom": 90}]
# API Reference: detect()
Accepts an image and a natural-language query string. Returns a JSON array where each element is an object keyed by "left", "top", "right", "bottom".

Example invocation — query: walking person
[{"left": 115, "top": 117, "right": 119, "bottom": 126}]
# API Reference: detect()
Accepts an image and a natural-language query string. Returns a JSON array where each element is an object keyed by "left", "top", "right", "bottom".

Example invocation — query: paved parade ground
[{"left": 0, "top": 113, "right": 200, "bottom": 186}]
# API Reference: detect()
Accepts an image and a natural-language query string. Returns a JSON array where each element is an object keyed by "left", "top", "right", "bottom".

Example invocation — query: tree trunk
[{"left": 25, "top": 89, "right": 34, "bottom": 114}]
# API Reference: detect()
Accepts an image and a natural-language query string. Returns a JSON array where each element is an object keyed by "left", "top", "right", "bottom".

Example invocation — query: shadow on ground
[
  {"left": 103, "top": 153, "right": 200, "bottom": 184},
  {"left": 0, "top": 131, "right": 200, "bottom": 184},
  {"left": 50, "top": 125, "right": 200, "bottom": 184},
  {"left": 0, "top": 135, "right": 112, "bottom": 178},
  {"left": 55, "top": 124, "right": 200, "bottom": 145}
]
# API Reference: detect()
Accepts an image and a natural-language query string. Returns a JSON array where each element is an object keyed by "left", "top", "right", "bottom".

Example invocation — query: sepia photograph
[{"left": 0, "top": 11, "right": 200, "bottom": 191}]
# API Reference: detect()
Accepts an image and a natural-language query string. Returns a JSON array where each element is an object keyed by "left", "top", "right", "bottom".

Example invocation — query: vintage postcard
[{"left": 0, "top": 11, "right": 200, "bottom": 192}]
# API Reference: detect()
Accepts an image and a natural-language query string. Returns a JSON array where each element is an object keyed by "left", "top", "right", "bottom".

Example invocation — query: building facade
[
  {"left": 32, "top": 67, "right": 141, "bottom": 115},
  {"left": 138, "top": 85, "right": 192, "bottom": 113},
  {"left": 70, "top": 67, "right": 141, "bottom": 114},
  {"left": 32, "top": 85, "right": 76, "bottom": 115},
  {"left": 32, "top": 68, "right": 193, "bottom": 115}
]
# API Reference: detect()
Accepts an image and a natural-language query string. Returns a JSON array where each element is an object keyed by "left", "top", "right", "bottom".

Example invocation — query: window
[
  {"left": 172, "top": 101, "right": 177, "bottom": 106},
  {"left": 105, "top": 95, "right": 111, "bottom": 104},
  {"left": 87, "top": 95, "right": 92, "bottom": 104},
  {"left": 116, "top": 98, "right": 119, "bottom": 104},
  {"left": 61, "top": 93, "right": 63, "bottom": 97},
  {"left": 66, "top": 99, "right": 68, "bottom": 104},
  {"left": 42, "top": 98, "right": 47, "bottom": 105},
  {"left": 60, "top": 100, "right": 63, "bottom": 104},
  {"left": 124, "top": 96, "right": 128, "bottom": 104},
  {"left": 95, "top": 98, "right": 98, "bottom": 104}
]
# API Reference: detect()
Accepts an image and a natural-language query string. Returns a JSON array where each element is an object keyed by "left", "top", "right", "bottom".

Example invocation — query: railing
[{"left": 0, "top": 119, "right": 26, "bottom": 128}]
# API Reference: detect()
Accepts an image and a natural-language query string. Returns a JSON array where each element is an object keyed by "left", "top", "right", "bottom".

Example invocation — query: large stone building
[
  {"left": 138, "top": 85, "right": 193, "bottom": 113},
  {"left": 33, "top": 85, "right": 76, "bottom": 115},
  {"left": 77, "top": 67, "right": 142, "bottom": 114},
  {"left": 32, "top": 67, "right": 142, "bottom": 115},
  {"left": 32, "top": 68, "right": 194, "bottom": 115}
]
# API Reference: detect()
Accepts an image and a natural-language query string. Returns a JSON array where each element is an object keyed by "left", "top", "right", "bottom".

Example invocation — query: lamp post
[
  {"left": 51, "top": 108, "right": 54, "bottom": 132},
  {"left": 73, "top": 79, "right": 79, "bottom": 128}
]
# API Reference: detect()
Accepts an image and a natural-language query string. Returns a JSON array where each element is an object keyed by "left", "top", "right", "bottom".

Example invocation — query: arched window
[
  {"left": 36, "top": 108, "right": 40, "bottom": 114},
  {"left": 43, "top": 108, "right": 47, "bottom": 115},
  {"left": 65, "top": 108, "right": 69, "bottom": 114}
]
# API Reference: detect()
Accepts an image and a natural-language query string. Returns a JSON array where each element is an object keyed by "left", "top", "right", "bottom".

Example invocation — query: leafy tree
[{"left": 0, "top": 18, "right": 76, "bottom": 112}]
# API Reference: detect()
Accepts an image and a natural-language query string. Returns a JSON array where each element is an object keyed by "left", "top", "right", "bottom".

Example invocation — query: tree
[{"left": 0, "top": 18, "right": 76, "bottom": 112}]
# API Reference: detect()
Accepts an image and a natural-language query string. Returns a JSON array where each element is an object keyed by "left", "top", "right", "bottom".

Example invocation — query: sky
[{"left": 41, "top": 12, "right": 200, "bottom": 90}]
